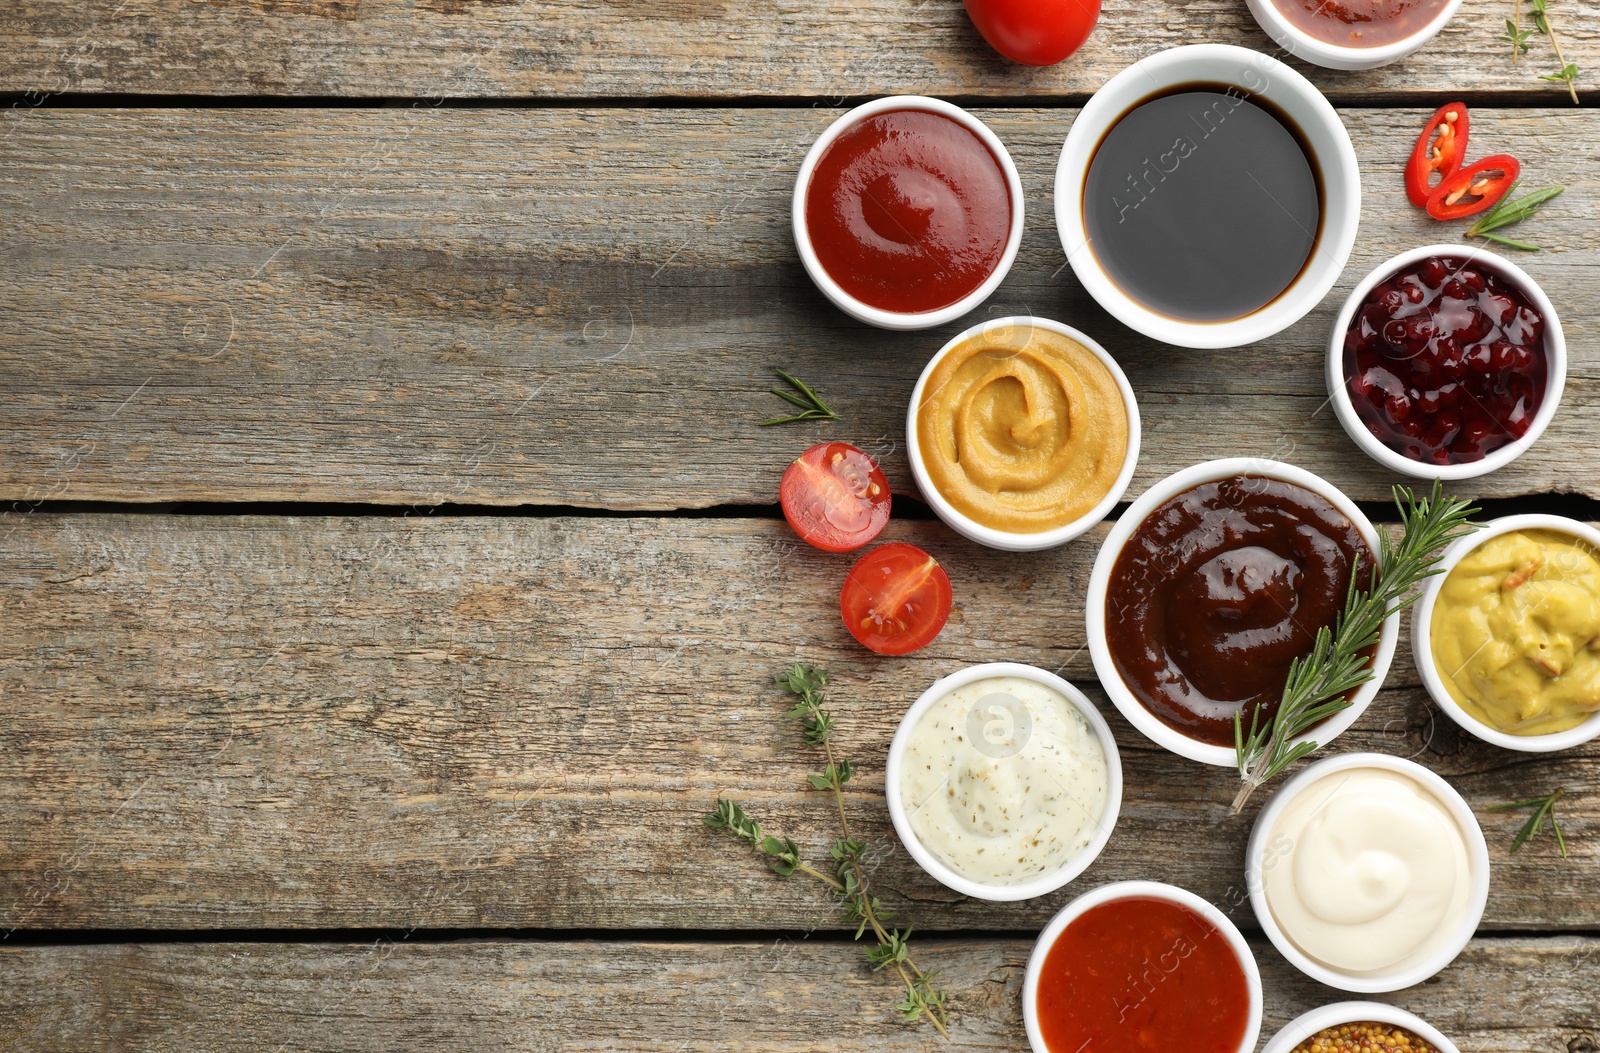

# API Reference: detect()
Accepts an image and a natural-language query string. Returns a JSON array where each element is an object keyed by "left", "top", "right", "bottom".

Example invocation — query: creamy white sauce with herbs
[{"left": 898, "top": 676, "right": 1109, "bottom": 886}]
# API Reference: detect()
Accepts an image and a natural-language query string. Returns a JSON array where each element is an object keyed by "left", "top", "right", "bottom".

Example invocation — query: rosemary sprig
[
  {"left": 1490, "top": 788, "right": 1570, "bottom": 857},
  {"left": 760, "top": 369, "right": 842, "bottom": 426},
  {"left": 1465, "top": 181, "right": 1565, "bottom": 250},
  {"left": 1232, "top": 481, "right": 1478, "bottom": 814},
  {"left": 705, "top": 664, "right": 951, "bottom": 1038}
]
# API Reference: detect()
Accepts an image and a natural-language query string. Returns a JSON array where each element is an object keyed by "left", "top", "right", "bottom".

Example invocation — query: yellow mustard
[
  {"left": 1430, "top": 529, "right": 1600, "bottom": 735},
  {"left": 914, "top": 324, "right": 1128, "bottom": 534}
]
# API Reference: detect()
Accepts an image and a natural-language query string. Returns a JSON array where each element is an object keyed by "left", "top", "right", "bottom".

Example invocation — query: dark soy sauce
[{"left": 1083, "top": 85, "right": 1322, "bottom": 323}]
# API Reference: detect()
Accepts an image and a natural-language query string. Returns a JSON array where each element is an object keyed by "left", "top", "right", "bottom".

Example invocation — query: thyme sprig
[
  {"left": 1502, "top": 0, "right": 1580, "bottom": 103},
  {"left": 705, "top": 664, "right": 951, "bottom": 1037},
  {"left": 760, "top": 369, "right": 842, "bottom": 426},
  {"left": 1490, "top": 788, "right": 1570, "bottom": 856},
  {"left": 1465, "top": 180, "right": 1565, "bottom": 250},
  {"left": 1232, "top": 481, "right": 1478, "bottom": 814}
]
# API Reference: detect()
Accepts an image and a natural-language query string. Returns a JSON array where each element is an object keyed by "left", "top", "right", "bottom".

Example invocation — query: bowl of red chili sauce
[
  {"left": 1023, "top": 880, "right": 1263, "bottom": 1053},
  {"left": 794, "top": 96, "right": 1024, "bottom": 331},
  {"left": 1246, "top": 0, "right": 1465, "bottom": 69}
]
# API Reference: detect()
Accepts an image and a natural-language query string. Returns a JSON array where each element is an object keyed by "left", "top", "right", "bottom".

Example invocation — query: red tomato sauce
[
  {"left": 1036, "top": 897, "right": 1251, "bottom": 1053},
  {"left": 804, "top": 109, "right": 1011, "bottom": 314}
]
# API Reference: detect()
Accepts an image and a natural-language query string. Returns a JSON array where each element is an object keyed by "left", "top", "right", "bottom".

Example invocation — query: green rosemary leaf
[
  {"left": 759, "top": 369, "right": 841, "bottom": 426},
  {"left": 1476, "top": 231, "right": 1543, "bottom": 251},
  {"left": 1494, "top": 789, "right": 1571, "bottom": 857},
  {"left": 1232, "top": 481, "right": 1477, "bottom": 812}
]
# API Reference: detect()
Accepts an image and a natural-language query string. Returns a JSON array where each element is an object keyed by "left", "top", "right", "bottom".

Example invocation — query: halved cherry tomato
[
  {"left": 962, "top": 0, "right": 1101, "bottom": 67},
  {"left": 780, "top": 442, "right": 891, "bottom": 553},
  {"left": 840, "top": 543, "right": 952, "bottom": 656},
  {"left": 1425, "top": 154, "right": 1520, "bottom": 220},
  {"left": 1404, "top": 103, "right": 1469, "bottom": 209}
]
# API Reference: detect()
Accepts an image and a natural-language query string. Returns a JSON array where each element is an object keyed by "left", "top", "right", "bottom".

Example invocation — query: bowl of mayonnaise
[
  {"left": 885, "top": 662, "right": 1122, "bottom": 902},
  {"left": 1245, "top": 752, "right": 1489, "bottom": 992}
]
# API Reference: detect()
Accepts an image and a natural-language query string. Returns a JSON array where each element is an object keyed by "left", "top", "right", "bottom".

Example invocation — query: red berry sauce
[{"left": 1343, "top": 255, "right": 1547, "bottom": 465}]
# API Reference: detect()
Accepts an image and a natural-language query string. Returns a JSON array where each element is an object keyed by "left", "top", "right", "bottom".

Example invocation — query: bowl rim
[
  {"left": 1053, "top": 43, "right": 1361, "bottom": 349},
  {"left": 1021, "top": 879, "right": 1264, "bottom": 1053},
  {"left": 883, "top": 661, "right": 1124, "bottom": 902},
  {"left": 1085, "top": 457, "right": 1399, "bottom": 766},
  {"left": 905, "top": 315, "right": 1143, "bottom": 552},
  {"left": 1325, "top": 244, "right": 1568, "bottom": 480},
  {"left": 792, "top": 95, "right": 1025, "bottom": 332},
  {"left": 1257, "top": 1001, "right": 1463, "bottom": 1053},
  {"left": 1411, "top": 513, "right": 1600, "bottom": 751},
  {"left": 1244, "top": 0, "right": 1466, "bottom": 70},
  {"left": 1245, "top": 751, "right": 1491, "bottom": 993}
]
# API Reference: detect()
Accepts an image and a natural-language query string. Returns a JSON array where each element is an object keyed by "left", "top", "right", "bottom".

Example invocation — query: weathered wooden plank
[
  {"left": 0, "top": 107, "right": 1596, "bottom": 508},
  {"left": 1, "top": 937, "right": 1595, "bottom": 1052},
  {"left": 0, "top": 0, "right": 1595, "bottom": 100},
  {"left": 2, "top": 514, "right": 1594, "bottom": 932}
]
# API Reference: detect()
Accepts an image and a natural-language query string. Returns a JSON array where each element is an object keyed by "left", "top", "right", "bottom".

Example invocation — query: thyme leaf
[{"left": 704, "top": 665, "right": 952, "bottom": 1038}]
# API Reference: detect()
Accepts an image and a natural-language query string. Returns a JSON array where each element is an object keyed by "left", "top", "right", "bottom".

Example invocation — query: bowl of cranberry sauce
[
  {"left": 1328, "top": 245, "right": 1566, "bottom": 479},
  {"left": 793, "top": 96, "right": 1024, "bottom": 331}
]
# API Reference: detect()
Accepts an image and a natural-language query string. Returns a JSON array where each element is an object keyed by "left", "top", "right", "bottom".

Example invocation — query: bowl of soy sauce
[{"left": 1054, "top": 45, "right": 1360, "bottom": 350}]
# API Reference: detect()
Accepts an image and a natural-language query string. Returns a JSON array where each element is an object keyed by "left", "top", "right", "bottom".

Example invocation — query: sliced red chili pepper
[
  {"left": 1426, "top": 154, "right": 1521, "bottom": 220},
  {"left": 1405, "top": 102, "right": 1469, "bottom": 209}
]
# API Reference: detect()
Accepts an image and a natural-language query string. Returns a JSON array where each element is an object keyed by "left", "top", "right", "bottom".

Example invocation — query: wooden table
[{"left": 2, "top": 3, "right": 1597, "bottom": 1049}]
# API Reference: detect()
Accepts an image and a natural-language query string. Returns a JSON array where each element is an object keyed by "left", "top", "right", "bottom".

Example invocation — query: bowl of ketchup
[
  {"left": 1023, "top": 880, "right": 1263, "bottom": 1053},
  {"left": 794, "top": 96, "right": 1024, "bottom": 331}
]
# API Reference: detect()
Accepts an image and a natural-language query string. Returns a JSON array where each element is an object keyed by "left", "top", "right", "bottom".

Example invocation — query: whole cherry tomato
[
  {"left": 962, "top": 0, "right": 1102, "bottom": 66},
  {"left": 780, "top": 442, "right": 892, "bottom": 552},
  {"left": 840, "top": 543, "right": 953, "bottom": 656}
]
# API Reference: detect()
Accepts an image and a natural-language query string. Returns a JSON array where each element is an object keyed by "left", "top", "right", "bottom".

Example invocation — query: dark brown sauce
[
  {"left": 1082, "top": 85, "right": 1322, "bottom": 323},
  {"left": 1104, "top": 475, "right": 1375, "bottom": 746}
]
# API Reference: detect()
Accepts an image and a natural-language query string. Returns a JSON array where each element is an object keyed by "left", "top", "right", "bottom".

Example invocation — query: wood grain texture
[
  {"left": 2, "top": 513, "right": 1594, "bottom": 932},
  {"left": 2, "top": 937, "right": 1597, "bottom": 1052},
  {"left": 1, "top": 106, "right": 1596, "bottom": 509},
  {"left": 0, "top": 0, "right": 1596, "bottom": 100}
]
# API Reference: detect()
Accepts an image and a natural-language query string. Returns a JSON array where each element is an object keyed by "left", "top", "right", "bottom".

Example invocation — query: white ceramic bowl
[
  {"left": 1087, "top": 458, "right": 1398, "bottom": 766},
  {"left": 1327, "top": 245, "right": 1567, "bottom": 480},
  {"left": 885, "top": 662, "right": 1123, "bottom": 902},
  {"left": 906, "top": 316, "right": 1141, "bottom": 552},
  {"left": 1412, "top": 514, "right": 1600, "bottom": 751},
  {"left": 1246, "top": 0, "right": 1465, "bottom": 69},
  {"left": 1259, "top": 1002, "right": 1462, "bottom": 1053},
  {"left": 1022, "top": 880, "right": 1263, "bottom": 1053},
  {"left": 1054, "top": 44, "right": 1359, "bottom": 349},
  {"left": 1246, "top": 752, "right": 1491, "bottom": 992},
  {"left": 793, "top": 96, "right": 1025, "bottom": 331}
]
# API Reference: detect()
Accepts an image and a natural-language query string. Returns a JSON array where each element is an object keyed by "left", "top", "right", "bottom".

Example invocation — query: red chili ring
[
  {"left": 1425, "top": 154, "right": 1521, "bottom": 221},
  {"left": 1405, "top": 102, "right": 1470, "bottom": 209}
]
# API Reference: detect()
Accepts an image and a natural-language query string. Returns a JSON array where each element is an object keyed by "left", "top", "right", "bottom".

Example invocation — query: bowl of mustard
[
  {"left": 1413, "top": 514, "right": 1600, "bottom": 752},
  {"left": 907, "top": 317, "right": 1140, "bottom": 552}
]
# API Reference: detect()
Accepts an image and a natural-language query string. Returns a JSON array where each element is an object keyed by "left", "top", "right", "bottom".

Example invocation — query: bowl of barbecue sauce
[
  {"left": 795, "top": 96, "right": 1024, "bottom": 331},
  {"left": 1086, "top": 458, "right": 1399, "bottom": 766},
  {"left": 1247, "top": 0, "right": 1464, "bottom": 70},
  {"left": 1055, "top": 45, "right": 1359, "bottom": 349}
]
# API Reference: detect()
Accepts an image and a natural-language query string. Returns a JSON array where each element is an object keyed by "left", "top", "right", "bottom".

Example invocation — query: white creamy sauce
[
  {"left": 898, "top": 676, "right": 1109, "bottom": 886},
  {"left": 1264, "top": 768, "right": 1471, "bottom": 973}
]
